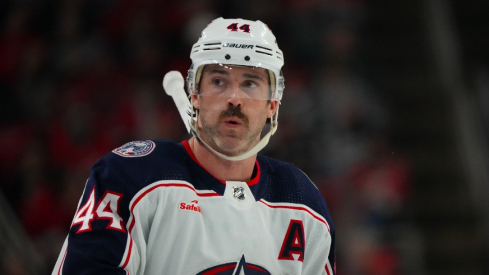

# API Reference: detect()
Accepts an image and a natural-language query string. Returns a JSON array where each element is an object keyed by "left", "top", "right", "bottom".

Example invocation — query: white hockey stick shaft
[{"left": 163, "top": 71, "right": 191, "bottom": 133}]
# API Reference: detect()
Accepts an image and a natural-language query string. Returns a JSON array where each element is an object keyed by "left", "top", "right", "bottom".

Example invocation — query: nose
[{"left": 226, "top": 83, "right": 243, "bottom": 107}]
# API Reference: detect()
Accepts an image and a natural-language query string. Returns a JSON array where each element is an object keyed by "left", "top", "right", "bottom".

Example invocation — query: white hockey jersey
[{"left": 53, "top": 140, "right": 335, "bottom": 274}]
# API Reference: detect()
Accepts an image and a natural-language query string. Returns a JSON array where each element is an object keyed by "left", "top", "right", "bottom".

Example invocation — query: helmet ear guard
[{"left": 186, "top": 17, "right": 285, "bottom": 161}]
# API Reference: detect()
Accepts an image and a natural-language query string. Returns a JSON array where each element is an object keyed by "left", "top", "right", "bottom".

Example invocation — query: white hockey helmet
[
  {"left": 186, "top": 17, "right": 285, "bottom": 161},
  {"left": 187, "top": 17, "right": 285, "bottom": 100}
]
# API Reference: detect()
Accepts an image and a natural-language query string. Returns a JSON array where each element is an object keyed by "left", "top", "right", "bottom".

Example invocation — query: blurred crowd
[{"left": 0, "top": 0, "right": 417, "bottom": 274}]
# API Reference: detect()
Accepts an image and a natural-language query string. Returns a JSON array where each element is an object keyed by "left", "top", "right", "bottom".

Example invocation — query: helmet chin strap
[{"left": 189, "top": 108, "right": 279, "bottom": 161}]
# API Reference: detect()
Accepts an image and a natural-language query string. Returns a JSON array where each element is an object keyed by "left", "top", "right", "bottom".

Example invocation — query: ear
[
  {"left": 267, "top": 100, "right": 279, "bottom": 118},
  {"left": 192, "top": 94, "right": 200, "bottom": 110}
]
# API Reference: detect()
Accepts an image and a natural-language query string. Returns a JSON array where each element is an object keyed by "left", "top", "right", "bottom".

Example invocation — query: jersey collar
[{"left": 182, "top": 140, "right": 260, "bottom": 186}]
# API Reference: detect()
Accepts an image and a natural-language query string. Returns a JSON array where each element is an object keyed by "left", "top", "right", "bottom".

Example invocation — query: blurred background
[{"left": 0, "top": 0, "right": 488, "bottom": 274}]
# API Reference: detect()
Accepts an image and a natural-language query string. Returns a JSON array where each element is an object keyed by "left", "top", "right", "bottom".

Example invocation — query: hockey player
[{"left": 53, "top": 17, "right": 336, "bottom": 274}]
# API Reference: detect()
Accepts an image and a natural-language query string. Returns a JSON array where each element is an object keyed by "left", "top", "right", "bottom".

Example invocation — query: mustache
[{"left": 219, "top": 105, "right": 249, "bottom": 125}]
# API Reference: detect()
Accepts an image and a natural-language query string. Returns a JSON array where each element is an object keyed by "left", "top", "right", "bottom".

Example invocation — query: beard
[{"left": 199, "top": 104, "right": 265, "bottom": 156}]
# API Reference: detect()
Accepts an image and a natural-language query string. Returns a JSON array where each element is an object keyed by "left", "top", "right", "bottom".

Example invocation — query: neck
[{"left": 188, "top": 137, "right": 256, "bottom": 182}]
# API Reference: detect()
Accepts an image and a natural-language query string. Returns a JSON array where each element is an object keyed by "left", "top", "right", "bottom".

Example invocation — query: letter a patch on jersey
[{"left": 279, "top": 219, "right": 305, "bottom": 262}]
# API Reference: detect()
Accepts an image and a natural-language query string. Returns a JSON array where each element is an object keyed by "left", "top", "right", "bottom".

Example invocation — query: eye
[
  {"left": 212, "top": 78, "right": 225, "bottom": 86},
  {"left": 242, "top": 80, "right": 258, "bottom": 89}
]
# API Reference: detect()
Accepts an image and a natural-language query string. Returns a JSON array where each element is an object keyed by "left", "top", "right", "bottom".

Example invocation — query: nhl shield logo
[
  {"left": 112, "top": 140, "right": 155, "bottom": 157},
  {"left": 232, "top": 186, "right": 246, "bottom": 201}
]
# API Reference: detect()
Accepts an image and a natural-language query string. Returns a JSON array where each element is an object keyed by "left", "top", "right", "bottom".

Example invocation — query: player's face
[{"left": 192, "top": 64, "right": 278, "bottom": 157}]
